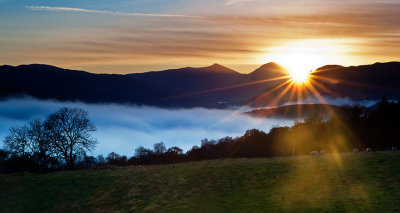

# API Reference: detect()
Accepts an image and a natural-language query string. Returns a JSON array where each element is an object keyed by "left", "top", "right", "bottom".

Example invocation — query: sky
[{"left": 1, "top": 0, "right": 400, "bottom": 73}]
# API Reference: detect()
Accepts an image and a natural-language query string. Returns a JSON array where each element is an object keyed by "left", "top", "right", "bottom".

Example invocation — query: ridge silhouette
[{"left": 1, "top": 62, "right": 400, "bottom": 108}]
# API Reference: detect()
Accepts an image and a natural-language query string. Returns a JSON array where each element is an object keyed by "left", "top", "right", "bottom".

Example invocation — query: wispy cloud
[
  {"left": 25, "top": 6, "right": 202, "bottom": 18},
  {"left": 3, "top": 2, "right": 398, "bottom": 73},
  {"left": 225, "top": 0, "right": 257, "bottom": 6}
]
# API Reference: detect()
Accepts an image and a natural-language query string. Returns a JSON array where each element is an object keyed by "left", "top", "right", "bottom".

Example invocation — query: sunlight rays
[
  {"left": 102, "top": 60, "right": 380, "bottom": 164},
  {"left": 212, "top": 79, "right": 293, "bottom": 128},
  {"left": 141, "top": 75, "right": 290, "bottom": 105},
  {"left": 258, "top": 39, "right": 353, "bottom": 82},
  {"left": 140, "top": 58, "right": 384, "bottom": 143},
  {"left": 312, "top": 75, "right": 400, "bottom": 93},
  {"left": 308, "top": 78, "right": 341, "bottom": 98}
]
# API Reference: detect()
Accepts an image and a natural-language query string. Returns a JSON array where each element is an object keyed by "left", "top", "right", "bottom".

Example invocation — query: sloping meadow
[{"left": 1, "top": 152, "right": 400, "bottom": 212}]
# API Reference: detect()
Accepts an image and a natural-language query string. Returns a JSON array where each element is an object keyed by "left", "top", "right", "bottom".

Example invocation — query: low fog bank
[{"left": 0, "top": 98, "right": 293, "bottom": 156}]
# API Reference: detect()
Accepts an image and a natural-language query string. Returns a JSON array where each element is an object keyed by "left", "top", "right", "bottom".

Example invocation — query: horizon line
[{"left": 1, "top": 61, "right": 399, "bottom": 75}]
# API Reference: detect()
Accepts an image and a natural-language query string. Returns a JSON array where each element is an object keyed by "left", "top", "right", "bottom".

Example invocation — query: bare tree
[
  {"left": 3, "top": 125, "right": 30, "bottom": 157},
  {"left": 106, "top": 152, "right": 127, "bottom": 165},
  {"left": 153, "top": 142, "right": 167, "bottom": 154},
  {"left": 3, "top": 119, "right": 47, "bottom": 157},
  {"left": 28, "top": 119, "right": 49, "bottom": 156},
  {"left": 3, "top": 119, "right": 57, "bottom": 171},
  {"left": 135, "top": 146, "right": 153, "bottom": 157},
  {"left": 96, "top": 154, "right": 106, "bottom": 165},
  {"left": 167, "top": 146, "right": 183, "bottom": 155},
  {"left": 44, "top": 107, "right": 96, "bottom": 169}
]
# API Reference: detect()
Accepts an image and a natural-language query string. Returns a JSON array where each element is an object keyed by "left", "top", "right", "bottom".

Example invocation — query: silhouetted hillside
[
  {"left": 0, "top": 63, "right": 288, "bottom": 108},
  {"left": 128, "top": 62, "right": 288, "bottom": 107},
  {"left": 247, "top": 104, "right": 342, "bottom": 119},
  {"left": 0, "top": 64, "right": 164, "bottom": 104},
  {"left": 248, "top": 62, "right": 288, "bottom": 81},
  {"left": 311, "top": 62, "right": 400, "bottom": 100},
  {"left": 1, "top": 62, "right": 400, "bottom": 108},
  {"left": 128, "top": 63, "right": 245, "bottom": 93}
]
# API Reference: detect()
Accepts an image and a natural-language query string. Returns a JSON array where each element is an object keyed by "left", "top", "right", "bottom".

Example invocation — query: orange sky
[{"left": 1, "top": 0, "right": 399, "bottom": 73}]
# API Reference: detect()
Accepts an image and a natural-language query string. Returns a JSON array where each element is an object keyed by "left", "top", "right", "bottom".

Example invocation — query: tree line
[
  {"left": 0, "top": 107, "right": 97, "bottom": 172},
  {"left": 120, "top": 96, "right": 400, "bottom": 165},
  {"left": 1, "top": 96, "right": 400, "bottom": 172}
]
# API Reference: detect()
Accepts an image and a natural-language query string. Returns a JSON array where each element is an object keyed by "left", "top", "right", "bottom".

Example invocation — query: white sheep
[
  {"left": 366, "top": 147, "right": 372, "bottom": 152},
  {"left": 353, "top": 148, "right": 358, "bottom": 153},
  {"left": 310, "top": 151, "right": 319, "bottom": 156}
]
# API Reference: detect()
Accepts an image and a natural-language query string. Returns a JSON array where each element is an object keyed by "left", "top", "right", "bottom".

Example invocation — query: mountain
[
  {"left": 1, "top": 62, "right": 400, "bottom": 108},
  {"left": 0, "top": 63, "right": 287, "bottom": 108},
  {"left": 247, "top": 61, "right": 400, "bottom": 106},
  {"left": 0, "top": 64, "right": 166, "bottom": 104},
  {"left": 248, "top": 62, "right": 289, "bottom": 81},
  {"left": 127, "top": 62, "right": 288, "bottom": 107},
  {"left": 202, "top": 63, "right": 238, "bottom": 74},
  {"left": 311, "top": 62, "right": 400, "bottom": 100},
  {"left": 127, "top": 63, "right": 244, "bottom": 93}
]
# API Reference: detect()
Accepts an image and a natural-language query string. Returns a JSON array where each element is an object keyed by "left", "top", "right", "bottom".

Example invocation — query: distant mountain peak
[
  {"left": 316, "top": 65, "right": 343, "bottom": 71},
  {"left": 249, "top": 62, "right": 288, "bottom": 79},
  {"left": 17, "top": 64, "right": 60, "bottom": 69},
  {"left": 2, "top": 61, "right": 400, "bottom": 108},
  {"left": 210, "top": 63, "right": 223, "bottom": 67},
  {"left": 255, "top": 62, "right": 287, "bottom": 72},
  {"left": 201, "top": 63, "right": 237, "bottom": 74},
  {"left": 258, "top": 62, "right": 283, "bottom": 69}
]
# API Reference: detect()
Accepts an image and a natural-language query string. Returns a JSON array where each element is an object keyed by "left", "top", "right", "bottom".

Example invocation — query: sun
[
  {"left": 275, "top": 52, "right": 317, "bottom": 84},
  {"left": 257, "top": 39, "right": 352, "bottom": 84},
  {"left": 289, "top": 67, "right": 310, "bottom": 84}
]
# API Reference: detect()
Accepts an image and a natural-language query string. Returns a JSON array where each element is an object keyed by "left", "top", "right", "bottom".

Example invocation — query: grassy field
[{"left": 1, "top": 151, "right": 400, "bottom": 212}]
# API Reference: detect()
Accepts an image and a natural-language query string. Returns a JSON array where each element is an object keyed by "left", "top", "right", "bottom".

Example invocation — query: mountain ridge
[
  {"left": 3, "top": 61, "right": 398, "bottom": 75},
  {"left": 1, "top": 61, "right": 400, "bottom": 108}
]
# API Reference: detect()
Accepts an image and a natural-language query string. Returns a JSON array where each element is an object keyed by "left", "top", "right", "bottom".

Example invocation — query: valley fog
[{"left": 0, "top": 98, "right": 293, "bottom": 156}]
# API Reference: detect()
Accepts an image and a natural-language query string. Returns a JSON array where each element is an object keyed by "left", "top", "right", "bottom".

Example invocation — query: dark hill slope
[
  {"left": 247, "top": 104, "right": 342, "bottom": 119},
  {"left": 0, "top": 64, "right": 164, "bottom": 103},
  {"left": 312, "top": 62, "right": 400, "bottom": 100},
  {"left": 248, "top": 62, "right": 289, "bottom": 81},
  {"left": 249, "top": 62, "right": 400, "bottom": 107},
  {"left": 0, "top": 63, "right": 288, "bottom": 108},
  {"left": 1, "top": 62, "right": 400, "bottom": 107},
  {"left": 128, "top": 62, "right": 288, "bottom": 107},
  {"left": 128, "top": 63, "right": 245, "bottom": 93}
]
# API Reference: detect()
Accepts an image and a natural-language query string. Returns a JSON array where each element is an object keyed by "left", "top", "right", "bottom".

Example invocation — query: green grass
[{"left": 1, "top": 151, "right": 400, "bottom": 212}]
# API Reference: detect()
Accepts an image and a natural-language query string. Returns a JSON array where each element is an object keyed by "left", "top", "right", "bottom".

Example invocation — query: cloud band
[{"left": 25, "top": 6, "right": 202, "bottom": 18}]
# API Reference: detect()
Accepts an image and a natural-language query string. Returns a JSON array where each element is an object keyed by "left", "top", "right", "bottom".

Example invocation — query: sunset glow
[
  {"left": 258, "top": 39, "right": 353, "bottom": 83},
  {"left": 2, "top": 1, "right": 400, "bottom": 211},
  {"left": 289, "top": 68, "right": 310, "bottom": 84},
  {"left": 0, "top": 1, "right": 399, "bottom": 73}
]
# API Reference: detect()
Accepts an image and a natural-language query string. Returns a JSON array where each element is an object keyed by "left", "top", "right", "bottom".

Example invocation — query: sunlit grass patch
[{"left": 1, "top": 152, "right": 400, "bottom": 212}]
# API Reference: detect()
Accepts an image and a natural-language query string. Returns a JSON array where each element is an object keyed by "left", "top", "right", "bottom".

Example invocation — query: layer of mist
[{"left": 0, "top": 98, "right": 293, "bottom": 156}]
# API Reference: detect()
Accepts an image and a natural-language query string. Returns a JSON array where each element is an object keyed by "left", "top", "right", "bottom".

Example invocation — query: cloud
[
  {"left": 1, "top": 1, "right": 398, "bottom": 73},
  {"left": 225, "top": 0, "right": 256, "bottom": 6},
  {"left": 25, "top": 6, "right": 202, "bottom": 18},
  {"left": 0, "top": 98, "right": 293, "bottom": 156}
]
